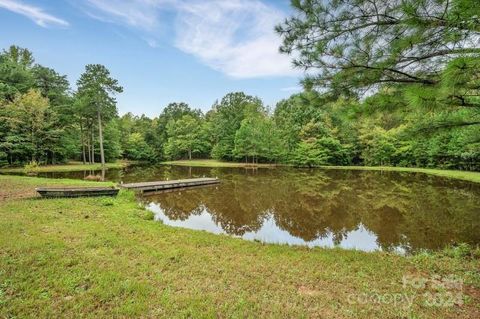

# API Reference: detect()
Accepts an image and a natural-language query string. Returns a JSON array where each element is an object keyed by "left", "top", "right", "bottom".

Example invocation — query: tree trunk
[
  {"left": 82, "top": 143, "right": 86, "bottom": 164},
  {"left": 97, "top": 109, "right": 105, "bottom": 170},
  {"left": 188, "top": 149, "right": 192, "bottom": 160},
  {"left": 80, "top": 121, "right": 86, "bottom": 164},
  {"left": 87, "top": 128, "right": 91, "bottom": 164},
  {"left": 91, "top": 128, "right": 95, "bottom": 164},
  {"left": 31, "top": 127, "right": 35, "bottom": 162}
]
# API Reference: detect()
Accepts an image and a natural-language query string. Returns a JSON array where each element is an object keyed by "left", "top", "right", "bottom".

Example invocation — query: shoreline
[
  {"left": 0, "top": 174, "right": 479, "bottom": 317},
  {"left": 0, "top": 160, "right": 132, "bottom": 173},
  {"left": 1, "top": 159, "right": 479, "bottom": 184},
  {"left": 162, "top": 160, "right": 480, "bottom": 183}
]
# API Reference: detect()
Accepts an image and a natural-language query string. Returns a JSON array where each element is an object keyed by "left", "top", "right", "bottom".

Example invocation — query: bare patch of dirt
[
  {"left": 298, "top": 285, "right": 322, "bottom": 297},
  {"left": 0, "top": 184, "right": 39, "bottom": 201}
]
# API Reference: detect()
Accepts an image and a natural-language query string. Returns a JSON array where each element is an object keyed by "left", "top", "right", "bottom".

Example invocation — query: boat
[{"left": 36, "top": 187, "right": 119, "bottom": 198}]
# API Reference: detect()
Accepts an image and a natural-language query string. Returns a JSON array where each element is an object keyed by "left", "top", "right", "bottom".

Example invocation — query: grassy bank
[
  {"left": 319, "top": 166, "right": 480, "bottom": 183},
  {"left": 163, "top": 159, "right": 480, "bottom": 183},
  {"left": 162, "top": 159, "right": 281, "bottom": 168},
  {"left": 0, "top": 160, "right": 131, "bottom": 174},
  {"left": 0, "top": 175, "right": 478, "bottom": 318}
]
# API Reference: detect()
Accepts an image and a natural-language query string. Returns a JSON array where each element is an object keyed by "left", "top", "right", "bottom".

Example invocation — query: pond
[{"left": 29, "top": 165, "right": 480, "bottom": 253}]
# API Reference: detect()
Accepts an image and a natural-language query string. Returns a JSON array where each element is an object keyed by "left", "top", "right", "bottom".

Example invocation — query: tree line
[
  {"left": 273, "top": 0, "right": 479, "bottom": 170},
  {"left": 1, "top": 0, "right": 479, "bottom": 171},
  {"left": 0, "top": 43, "right": 478, "bottom": 170},
  {"left": 0, "top": 46, "right": 122, "bottom": 168}
]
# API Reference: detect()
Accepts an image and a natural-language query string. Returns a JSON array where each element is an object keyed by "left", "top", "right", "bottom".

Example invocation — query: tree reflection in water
[{"left": 45, "top": 165, "right": 480, "bottom": 253}]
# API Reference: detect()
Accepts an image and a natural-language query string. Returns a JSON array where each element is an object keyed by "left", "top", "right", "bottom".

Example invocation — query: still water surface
[{"left": 33, "top": 165, "right": 480, "bottom": 253}]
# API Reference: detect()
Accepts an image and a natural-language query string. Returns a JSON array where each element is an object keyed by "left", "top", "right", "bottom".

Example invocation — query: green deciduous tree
[
  {"left": 103, "top": 120, "right": 122, "bottom": 162},
  {"left": 234, "top": 107, "right": 265, "bottom": 164},
  {"left": 165, "top": 114, "right": 206, "bottom": 160},
  {"left": 3, "top": 89, "right": 61, "bottom": 163},
  {"left": 125, "top": 132, "right": 155, "bottom": 161},
  {"left": 209, "top": 92, "right": 264, "bottom": 160},
  {"left": 358, "top": 125, "right": 398, "bottom": 166},
  {"left": 155, "top": 102, "right": 201, "bottom": 160},
  {"left": 233, "top": 103, "right": 284, "bottom": 164}
]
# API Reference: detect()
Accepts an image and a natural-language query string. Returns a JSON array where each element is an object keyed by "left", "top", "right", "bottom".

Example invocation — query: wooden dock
[
  {"left": 119, "top": 178, "right": 219, "bottom": 193},
  {"left": 36, "top": 187, "right": 119, "bottom": 198}
]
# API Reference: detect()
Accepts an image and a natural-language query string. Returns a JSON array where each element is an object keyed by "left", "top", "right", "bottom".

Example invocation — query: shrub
[{"left": 23, "top": 160, "right": 39, "bottom": 172}]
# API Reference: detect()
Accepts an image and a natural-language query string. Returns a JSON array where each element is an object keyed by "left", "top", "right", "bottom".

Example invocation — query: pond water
[{"left": 27, "top": 165, "right": 480, "bottom": 253}]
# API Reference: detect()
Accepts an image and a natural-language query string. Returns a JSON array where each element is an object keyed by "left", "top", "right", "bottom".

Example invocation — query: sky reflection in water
[
  {"left": 33, "top": 165, "right": 480, "bottom": 253},
  {"left": 149, "top": 205, "right": 383, "bottom": 252}
]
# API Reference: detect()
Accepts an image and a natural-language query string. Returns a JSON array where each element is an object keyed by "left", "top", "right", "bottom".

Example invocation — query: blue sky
[{"left": 0, "top": 0, "right": 303, "bottom": 117}]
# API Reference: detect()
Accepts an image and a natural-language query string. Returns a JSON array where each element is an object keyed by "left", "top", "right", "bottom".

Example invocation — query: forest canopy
[{"left": 0, "top": 0, "right": 478, "bottom": 171}]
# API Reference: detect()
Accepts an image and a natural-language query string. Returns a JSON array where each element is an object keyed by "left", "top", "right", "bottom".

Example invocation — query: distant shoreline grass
[
  {"left": 162, "top": 159, "right": 480, "bottom": 183},
  {"left": 318, "top": 165, "right": 480, "bottom": 183},
  {"left": 0, "top": 160, "right": 132, "bottom": 173},
  {"left": 161, "top": 159, "right": 282, "bottom": 168},
  {"left": 0, "top": 174, "right": 479, "bottom": 318},
  {"left": 1, "top": 159, "right": 479, "bottom": 184}
]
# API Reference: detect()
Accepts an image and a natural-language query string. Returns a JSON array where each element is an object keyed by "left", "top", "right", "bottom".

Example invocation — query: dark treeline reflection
[
  {"left": 142, "top": 166, "right": 480, "bottom": 253},
  {"left": 36, "top": 165, "right": 480, "bottom": 253}
]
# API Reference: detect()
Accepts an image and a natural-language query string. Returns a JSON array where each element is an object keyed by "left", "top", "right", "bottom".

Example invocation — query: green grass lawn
[
  {"left": 0, "top": 175, "right": 478, "bottom": 318},
  {"left": 163, "top": 159, "right": 480, "bottom": 183},
  {"left": 0, "top": 160, "right": 131, "bottom": 173}
]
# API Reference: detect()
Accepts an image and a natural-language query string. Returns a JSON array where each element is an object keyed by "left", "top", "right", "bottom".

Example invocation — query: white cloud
[
  {"left": 83, "top": 0, "right": 299, "bottom": 78},
  {"left": 84, "top": 0, "right": 169, "bottom": 30},
  {"left": 174, "top": 0, "right": 298, "bottom": 78},
  {"left": 0, "top": 0, "right": 68, "bottom": 27}
]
